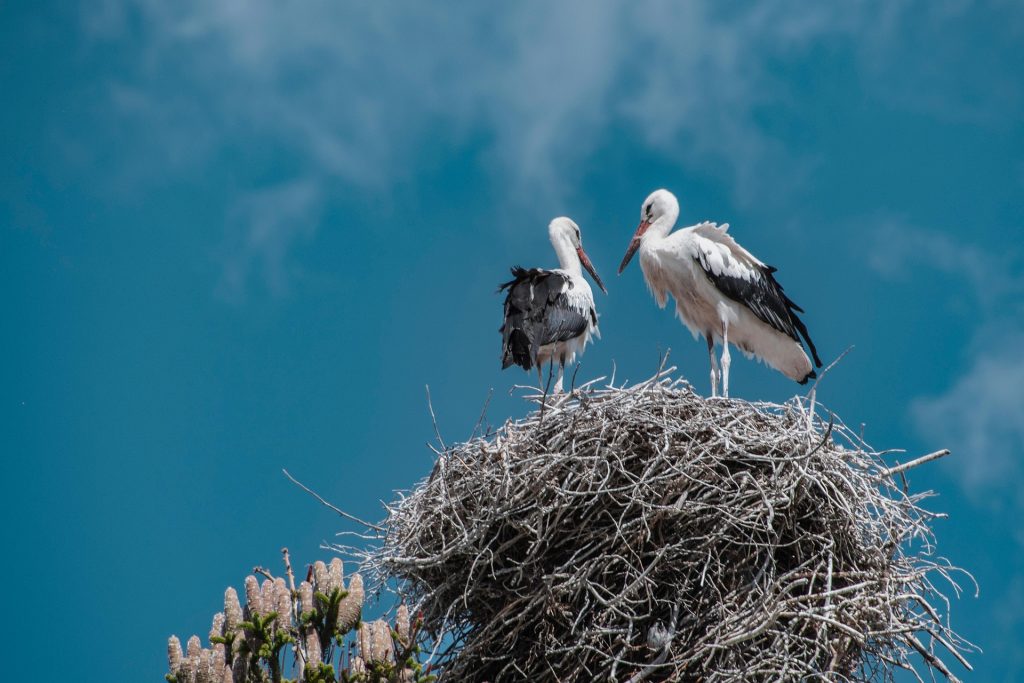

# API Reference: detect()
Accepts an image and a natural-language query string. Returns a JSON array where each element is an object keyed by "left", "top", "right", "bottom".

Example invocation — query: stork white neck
[{"left": 549, "top": 220, "right": 582, "bottom": 276}]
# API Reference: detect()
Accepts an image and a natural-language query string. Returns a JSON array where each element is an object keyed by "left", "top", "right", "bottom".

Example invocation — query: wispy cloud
[
  {"left": 868, "top": 220, "right": 1024, "bottom": 310},
  {"left": 870, "top": 221, "right": 1024, "bottom": 506},
  {"left": 215, "top": 179, "right": 322, "bottom": 304},
  {"left": 78, "top": 2, "right": 887, "bottom": 198},
  {"left": 77, "top": 1, "right": 1024, "bottom": 298},
  {"left": 911, "top": 337, "right": 1024, "bottom": 503}
]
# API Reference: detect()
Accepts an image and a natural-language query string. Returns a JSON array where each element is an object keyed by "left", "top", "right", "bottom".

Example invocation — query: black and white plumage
[
  {"left": 619, "top": 189, "right": 821, "bottom": 397},
  {"left": 500, "top": 217, "right": 606, "bottom": 393}
]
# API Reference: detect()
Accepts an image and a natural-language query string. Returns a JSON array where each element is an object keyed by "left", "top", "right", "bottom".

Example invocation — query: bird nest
[{"left": 368, "top": 369, "right": 973, "bottom": 682}]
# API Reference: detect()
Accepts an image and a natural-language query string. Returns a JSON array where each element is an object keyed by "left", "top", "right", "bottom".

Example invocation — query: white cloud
[
  {"left": 215, "top": 179, "right": 322, "bottom": 303},
  {"left": 79, "top": 1, "right": 953, "bottom": 196},
  {"left": 77, "top": 1, "right": 1023, "bottom": 297},
  {"left": 911, "top": 337, "right": 1024, "bottom": 500},
  {"left": 871, "top": 222, "right": 1024, "bottom": 505},
  {"left": 868, "top": 220, "right": 1024, "bottom": 311}
]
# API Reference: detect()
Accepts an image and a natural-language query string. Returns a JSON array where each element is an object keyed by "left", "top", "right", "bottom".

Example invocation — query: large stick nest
[{"left": 371, "top": 371, "right": 973, "bottom": 682}]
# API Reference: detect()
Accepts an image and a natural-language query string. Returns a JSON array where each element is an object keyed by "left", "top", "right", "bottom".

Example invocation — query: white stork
[
  {"left": 618, "top": 189, "right": 821, "bottom": 398},
  {"left": 500, "top": 217, "right": 607, "bottom": 393}
]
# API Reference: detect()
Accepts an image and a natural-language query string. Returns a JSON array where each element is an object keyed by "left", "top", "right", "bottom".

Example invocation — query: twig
[
  {"left": 907, "top": 634, "right": 961, "bottom": 683},
  {"left": 282, "top": 469, "right": 384, "bottom": 532},
  {"left": 470, "top": 388, "right": 494, "bottom": 440},
  {"left": 625, "top": 647, "right": 670, "bottom": 683},
  {"left": 282, "top": 547, "right": 297, "bottom": 593},
  {"left": 425, "top": 385, "right": 447, "bottom": 451},
  {"left": 253, "top": 566, "right": 274, "bottom": 582},
  {"left": 809, "top": 345, "right": 854, "bottom": 395},
  {"left": 882, "top": 450, "right": 951, "bottom": 478},
  {"left": 539, "top": 358, "right": 555, "bottom": 424}
]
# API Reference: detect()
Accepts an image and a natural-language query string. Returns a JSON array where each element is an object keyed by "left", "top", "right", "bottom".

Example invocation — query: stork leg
[
  {"left": 536, "top": 363, "right": 544, "bottom": 389},
  {"left": 720, "top": 321, "right": 731, "bottom": 398},
  {"left": 554, "top": 354, "right": 565, "bottom": 394},
  {"left": 706, "top": 335, "right": 719, "bottom": 398}
]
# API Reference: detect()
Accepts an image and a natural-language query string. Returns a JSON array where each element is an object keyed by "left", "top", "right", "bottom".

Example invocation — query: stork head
[
  {"left": 549, "top": 217, "right": 607, "bottom": 294},
  {"left": 619, "top": 189, "right": 679, "bottom": 274}
]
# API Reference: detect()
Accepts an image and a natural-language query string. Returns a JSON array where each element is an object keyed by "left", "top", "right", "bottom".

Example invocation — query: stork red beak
[
  {"left": 577, "top": 246, "right": 607, "bottom": 294},
  {"left": 618, "top": 220, "right": 650, "bottom": 273}
]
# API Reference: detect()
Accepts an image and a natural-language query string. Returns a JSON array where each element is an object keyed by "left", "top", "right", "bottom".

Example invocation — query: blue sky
[{"left": 2, "top": 1, "right": 1022, "bottom": 680}]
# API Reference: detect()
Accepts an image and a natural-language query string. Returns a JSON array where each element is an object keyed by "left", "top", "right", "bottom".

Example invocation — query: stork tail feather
[{"left": 502, "top": 327, "right": 534, "bottom": 371}]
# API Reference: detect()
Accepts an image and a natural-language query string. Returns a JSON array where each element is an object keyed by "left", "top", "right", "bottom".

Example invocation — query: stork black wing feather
[
  {"left": 499, "top": 267, "right": 588, "bottom": 370},
  {"left": 541, "top": 297, "right": 589, "bottom": 345},
  {"left": 695, "top": 257, "right": 822, "bottom": 368}
]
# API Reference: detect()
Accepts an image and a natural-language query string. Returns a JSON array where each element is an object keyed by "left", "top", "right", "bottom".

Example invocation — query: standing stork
[
  {"left": 500, "top": 217, "right": 607, "bottom": 393},
  {"left": 618, "top": 189, "right": 821, "bottom": 398}
]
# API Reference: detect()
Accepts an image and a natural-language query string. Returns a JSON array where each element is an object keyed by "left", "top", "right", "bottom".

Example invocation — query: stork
[
  {"left": 500, "top": 217, "right": 607, "bottom": 393},
  {"left": 618, "top": 189, "right": 821, "bottom": 398}
]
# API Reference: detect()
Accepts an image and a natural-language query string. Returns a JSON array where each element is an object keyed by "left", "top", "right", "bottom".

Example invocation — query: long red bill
[
  {"left": 577, "top": 246, "right": 607, "bottom": 294},
  {"left": 618, "top": 220, "right": 650, "bottom": 273}
]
